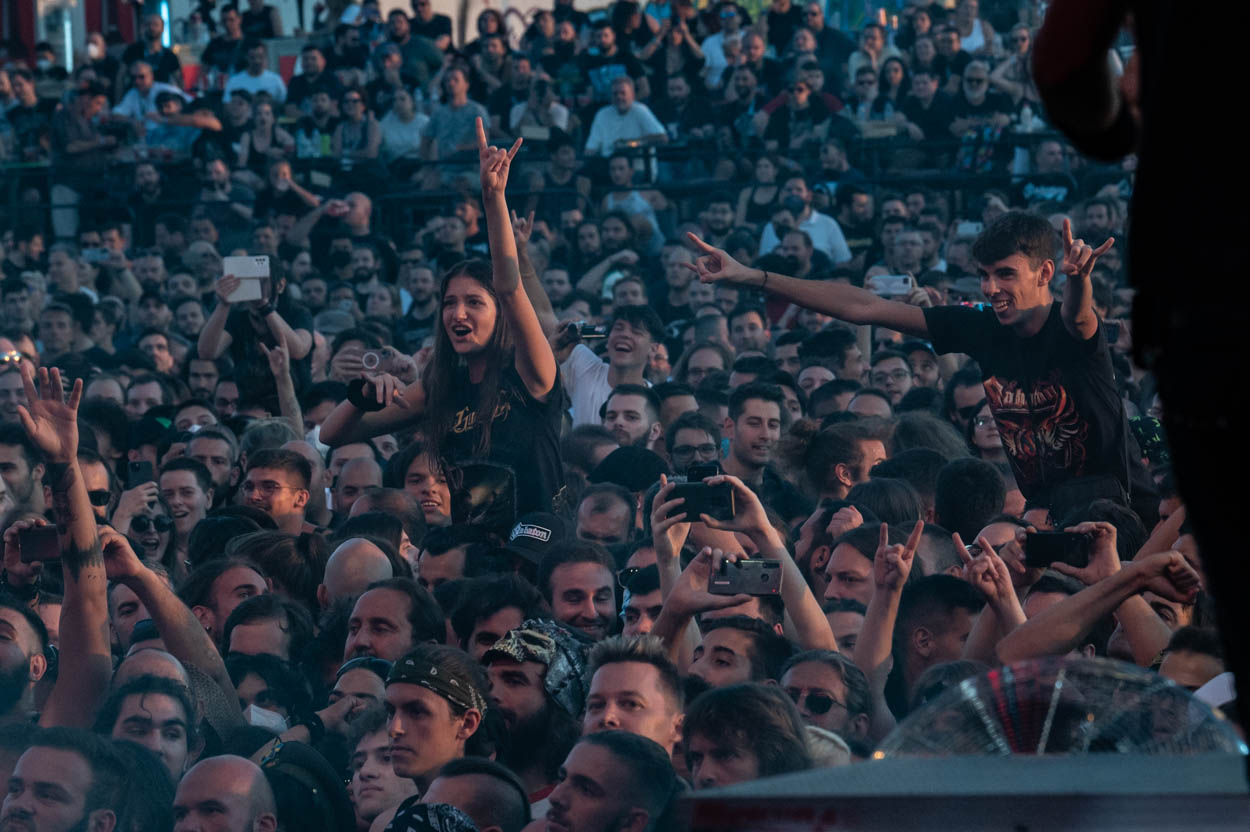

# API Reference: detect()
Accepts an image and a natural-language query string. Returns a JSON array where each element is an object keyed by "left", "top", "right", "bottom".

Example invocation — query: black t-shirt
[
  {"left": 756, "top": 466, "right": 814, "bottom": 523},
  {"left": 1014, "top": 172, "right": 1080, "bottom": 206},
  {"left": 226, "top": 299, "right": 315, "bottom": 401},
  {"left": 440, "top": 365, "right": 567, "bottom": 514},
  {"left": 201, "top": 35, "right": 247, "bottom": 73},
  {"left": 933, "top": 50, "right": 972, "bottom": 88},
  {"left": 923, "top": 303, "right": 1129, "bottom": 504},
  {"left": 411, "top": 13, "right": 453, "bottom": 44},
  {"left": 578, "top": 50, "right": 645, "bottom": 102},
  {"left": 766, "top": 5, "right": 805, "bottom": 53},
  {"left": 120, "top": 44, "right": 183, "bottom": 84},
  {"left": 901, "top": 91, "right": 955, "bottom": 140},
  {"left": 949, "top": 90, "right": 1014, "bottom": 122},
  {"left": 287, "top": 73, "right": 345, "bottom": 113}
]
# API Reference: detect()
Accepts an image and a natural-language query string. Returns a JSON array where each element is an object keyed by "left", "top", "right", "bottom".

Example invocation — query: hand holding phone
[
  {"left": 708, "top": 558, "right": 782, "bottom": 596},
  {"left": 19, "top": 525, "right": 60, "bottom": 564},
  {"left": 1024, "top": 531, "right": 1092, "bottom": 570}
]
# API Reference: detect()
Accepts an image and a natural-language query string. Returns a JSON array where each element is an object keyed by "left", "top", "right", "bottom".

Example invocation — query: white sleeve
[
  {"left": 560, "top": 343, "right": 602, "bottom": 392},
  {"left": 758, "top": 222, "right": 780, "bottom": 256},
  {"left": 636, "top": 104, "right": 664, "bottom": 136},
  {"left": 584, "top": 110, "right": 605, "bottom": 155},
  {"left": 826, "top": 216, "right": 852, "bottom": 264}
]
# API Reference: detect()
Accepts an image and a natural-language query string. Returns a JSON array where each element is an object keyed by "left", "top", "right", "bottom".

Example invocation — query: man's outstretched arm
[{"left": 684, "top": 233, "right": 930, "bottom": 337}]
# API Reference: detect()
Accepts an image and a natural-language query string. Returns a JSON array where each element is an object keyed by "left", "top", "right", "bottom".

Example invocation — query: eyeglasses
[
  {"left": 973, "top": 415, "right": 995, "bottom": 428},
  {"left": 957, "top": 404, "right": 980, "bottom": 422},
  {"left": 87, "top": 489, "right": 112, "bottom": 507},
  {"left": 785, "top": 688, "right": 846, "bottom": 715},
  {"left": 0, "top": 351, "right": 21, "bottom": 365},
  {"left": 617, "top": 566, "right": 642, "bottom": 589},
  {"left": 871, "top": 369, "right": 912, "bottom": 385},
  {"left": 670, "top": 443, "right": 718, "bottom": 461},
  {"left": 241, "top": 481, "right": 300, "bottom": 496},
  {"left": 130, "top": 515, "right": 173, "bottom": 534},
  {"left": 1010, "top": 35, "right": 1028, "bottom": 43}
]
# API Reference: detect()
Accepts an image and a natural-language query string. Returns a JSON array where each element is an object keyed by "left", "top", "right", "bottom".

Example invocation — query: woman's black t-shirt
[
  {"left": 226, "top": 299, "right": 315, "bottom": 402},
  {"left": 440, "top": 365, "right": 567, "bottom": 514}
]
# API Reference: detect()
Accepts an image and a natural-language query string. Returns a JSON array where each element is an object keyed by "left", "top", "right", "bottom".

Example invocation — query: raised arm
[
  {"left": 476, "top": 118, "right": 557, "bottom": 400},
  {"left": 260, "top": 338, "right": 304, "bottom": 436},
  {"left": 1058, "top": 218, "right": 1114, "bottom": 341},
  {"left": 198, "top": 275, "right": 236, "bottom": 359},
  {"left": 511, "top": 209, "right": 558, "bottom": 337},
  {"left": 18, "top": 365, "right": 111, "bottom": 727},
  {"left": 685, "top": 232, "right": 929, "bottom": 337}
]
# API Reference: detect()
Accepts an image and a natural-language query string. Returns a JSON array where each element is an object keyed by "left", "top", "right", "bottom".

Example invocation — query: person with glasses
[
  {"left": 779, "top": 649, "right": 872, "bottom": 755},
  {"left": 948, "top": 59, "right": 1012, "bottom": 138},
  {"left": 966, "top": 398, "right": 1010, "bottom": 470},
  {"left": 241, "top": 448, "right": 313, "bottom": 535},
  {"left": 989, "top": 24, "right": 1038, "bottom": 106},
  {"left": 868, "top": 349, "right": 914, "bottom": 406},
  {"left": 225, "top": 40, "right": 288, "bottom": 105},
  {"left": 699, "top": 1, "right": 745, "bottom": 89}
]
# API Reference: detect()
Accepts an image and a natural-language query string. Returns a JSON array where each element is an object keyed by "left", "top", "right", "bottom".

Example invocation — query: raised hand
[
  {"left": 215, "top": 274, "right": 241, "bottom": 306},
  {"left": 510, "top": 208, "right": 537, "bottom": 247},
  {"left": 956, "top": 533, "right": 1016, "bottom": 607},
  {"left": 697, "top": 474, "right": 771, "bottom": 541},
  {"left": 873, "top": 520, "right": 923, "bottom": 593},
  {"left": 650, "top": 474, "right": 692, "bottom": 562},
  {"left": 667, "top": 546, "right": 752, "bottom": 617},
  {"left": 826, "top": 505, "right": 864, "bottom": 540},
  {"left": 1051, "top": 522, "right": 1119, "bottom": 586},
  {"left": 361, "top": 372, "right": 408, "bottom": 408},
  {"left": 99, "top": 524, "right": 147, "bottom": 584},
  {"left": 1060, "top": 218, "right": 1114, "bottom": 280},
  {"left": 683, "top": 232, "right": 754, "bottom": 284},
  {"left": 1128, "top": 550, "right": 1202, "bottom": 603},
  {"left": 477, "top": 117, "right": 522, "bottom": 196},
  {"left": 17, "top": 363, "right": 81, "bottom": 464},
  {"left": 259, "top": 337, "right": 291, "bottom": 380},
  {"left": 2, "top": 517, "right": 50, "bottom": 587}
]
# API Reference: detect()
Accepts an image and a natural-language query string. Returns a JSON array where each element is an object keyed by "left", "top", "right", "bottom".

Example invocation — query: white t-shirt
[
  {"left": 584, "top": 102, "right": 664, "bottom": 156},
  {"left": 225, "top": 69, "right": 288, "bottom": 104},
  {"left": 112, "top": 82, "right": 190, "bottom": 119},
  {"left": 561, "top": 343, "right": 614, "bottom": 427},
  {"left": 759, "top": 210, "right": 853, "bottom": 265}
]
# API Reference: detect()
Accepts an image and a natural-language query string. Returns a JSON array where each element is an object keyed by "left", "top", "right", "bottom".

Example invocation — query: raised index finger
[
  {"left": 506, "top": 136, "right": 523, "bottom": 161},
  {"left": 475, "top": 117, "right": 488, "bottom": 150},
  {"left": 1061, "top": 217, "right": 1074, "bottom": 251},
  {"left": 685, "top": 231, "right": 716, "bottom": 254},
  {"left": 1092, "top": 236, "right": 1115, "bottom": 257},
  {"left": 878, "top": 522, "right": 890, "bottom": 552},
  {"left": 903, "top": 519, "right": 924, "bottom": 557}
]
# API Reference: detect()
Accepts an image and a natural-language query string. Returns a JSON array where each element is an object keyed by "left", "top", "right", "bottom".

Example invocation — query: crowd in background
[{"left": 0, "top": 1, "right": 1232, "bottom": 832}]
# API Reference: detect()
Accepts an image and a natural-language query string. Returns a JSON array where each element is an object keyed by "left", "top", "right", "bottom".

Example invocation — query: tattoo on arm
[{"left": 43, "top": 462, "right": 104, "bottom": 578}]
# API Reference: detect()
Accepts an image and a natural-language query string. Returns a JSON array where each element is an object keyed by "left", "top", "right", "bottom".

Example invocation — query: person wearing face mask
[{"left": 757, "top": 175, "right": 853, "bottom": 265}]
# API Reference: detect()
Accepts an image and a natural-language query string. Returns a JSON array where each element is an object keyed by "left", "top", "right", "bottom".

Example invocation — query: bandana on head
[
  {"left": 482, "top": 618, "right": 590, "bottom": 718},
  {"left": 387, "top": 799, "right": 480, "bottom": 832},
  {"left": 386, "top": 655, "right": 489, "bottom": 714}
]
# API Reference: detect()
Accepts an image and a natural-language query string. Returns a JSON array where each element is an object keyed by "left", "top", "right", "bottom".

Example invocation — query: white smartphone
[
  {"left": 223, "top": 255, "right": 269, "bottom": 303},
  {"left": 869, "top": 274, "right": 915, "bottom": 297}
]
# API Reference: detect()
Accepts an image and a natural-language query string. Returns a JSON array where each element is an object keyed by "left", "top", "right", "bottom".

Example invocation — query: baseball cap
[
  {"left": 505, "top": 511, "right": 571, "bottom": 565},
  {"left": 588, "top": 446, "right": 671, "bottom": 493}
]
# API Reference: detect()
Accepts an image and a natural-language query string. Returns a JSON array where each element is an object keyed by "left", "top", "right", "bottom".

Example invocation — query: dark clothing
[
  {"left": 553, "top": 4, "right": 590, "bottom": 30},
  {"left": 948, "top": 90, "right": 1014, "bottom": 125},
  {"left": 650, "top": 96, "right": 717, "bottom": 140},
  {"left": 762, "top": 100, "right": 833, "bottom": 150},
  {"left": 765, "top": 5, "right": 805, "bottom": 53},
  {"left": 933, "top": 50, "right": 973, "bottom": 89},
  {"left": 577, "top": 50, "right": 645, "bottom": 102},
  {"left": 201, "top": 35, "right": 248, "bottom": 73},
  {"left": 411, "top": 13, "right": 453, "bottom": 45},
  {"left": 440, "top": 365, "right": 567, "bottom": 514},
  {"left": 48, "top": 107, "right": 108, "bottom": 182},
  {"left": 241, "top": 5, "right": 279, "bottom": 39},
  {"left": 923, "top": 302, "right": 1135, "bottom": 506},
  {"left": 753, "top": 465, "right": 813, "bottom": 521},
  {"left": 225, "top": 299, "right": 314, "bottom": 400},
  {"left": 812, "top": 26, "right": 857, "bottom": 93},
  {"left": 120, "top": 43, "right": 183, "bottom": 84},
  {"left": 7, "top": 100, "right": 58, "bottom": 160},
  {"left": 1013, "top": 172, "right": 1080, "bottom": 206},
  {"left": 395, "top": 35, "right": 443, "bottom": 86},
  {"left": 901, "top": 91, "right": 955, "bottom": 140},
  {"left": 286, "top": 73, "right": 345, "bottom": 114}
]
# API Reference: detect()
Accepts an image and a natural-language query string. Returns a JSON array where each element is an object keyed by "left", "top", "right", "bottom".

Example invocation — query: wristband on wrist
[
  {"left": 298, "top": 711, "right": 326, "bottom": 745},
  {"left": 346, "top": 377, "right": 386, "bottom": 412}
]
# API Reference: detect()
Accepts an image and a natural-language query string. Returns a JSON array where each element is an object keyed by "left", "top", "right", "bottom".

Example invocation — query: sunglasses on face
[
  {"left": 618, "top": 566, "right": 642, "bottom": 589},
  {"left": 786, "top": 689, "right": 845, "bottom": 715},
  {"left": 0, "top": 351, "right": 22, "bottom": 365},
  {"left": 87, "top": 489, "right": 112, "bottom": 507},
  {"left": 130, "top": 515, "right": 173, "bottom": 534},
  {"left": 957, "top": 404, "right": 980, "bottom": 422}
]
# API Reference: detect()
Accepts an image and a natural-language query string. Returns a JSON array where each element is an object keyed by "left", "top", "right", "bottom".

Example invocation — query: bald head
[
  {"left": 175, "top": 755, "right": 277, "bottom": 832},
  {"left": 319, "top": 538, "right": 393, "bottom": 607},
  {"left": 114, "top": 648, "right": 191, "bottom": 690},
  {"left": 334, "top": 457, "right": 383, "bottom": 516}
]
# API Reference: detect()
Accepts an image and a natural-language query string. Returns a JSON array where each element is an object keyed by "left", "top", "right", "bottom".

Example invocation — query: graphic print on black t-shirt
[{"left": 982, "top": 370, "right": 1090, "bottom": 487}]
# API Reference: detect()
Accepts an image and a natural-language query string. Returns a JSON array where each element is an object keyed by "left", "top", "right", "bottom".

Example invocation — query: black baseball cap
[{"left": 504, "top": 511, "right": 571, "bottom": 565}]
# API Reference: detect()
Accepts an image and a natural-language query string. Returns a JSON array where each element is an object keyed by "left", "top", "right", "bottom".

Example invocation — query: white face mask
[
  {"left": 87, "top": 43, "right": 102, "bottom": 60},
  {"left": 36, "top": 59, "right": 51, "bottom": 71}
]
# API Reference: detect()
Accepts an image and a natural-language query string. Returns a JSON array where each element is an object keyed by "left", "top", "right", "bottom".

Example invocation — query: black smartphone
[
  {"left": 687, "top": 462, "right": 720, "bottom": 482},
  {"left": 127, "top": 460, "right": 155, "bottom": 490},
  {"left": 669, "top": 481, "right": 735, "bottom": 522},
  {"left": 1024, "top": 532, "right": 1092, "bottom": 570},
  {"left": 19, "top": 526, "right": 60, "bottom": 563},
  {"left": 709, "top": 559, "right": 782, "bottom": 596}
]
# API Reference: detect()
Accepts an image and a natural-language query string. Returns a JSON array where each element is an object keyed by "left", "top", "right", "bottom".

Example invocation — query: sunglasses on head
[{"left": 131, "top": 515, "right": 173, "bottom": 534}]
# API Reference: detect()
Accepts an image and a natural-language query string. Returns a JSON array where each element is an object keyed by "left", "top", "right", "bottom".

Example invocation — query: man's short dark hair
[
  {"left": 561, "top": 425, "right": 619, "bottom": 475},
  {"left": 728, "top": 382, "right": 785, "bottom": 422},
  {"left": 779, "top": 649, "right": 871, "bottom": 720},
  {"left": 846, "top": 477, "right": 924, "bottom": 527},
  {"left": 536, "top": 540, "right": 616, "bottom": 602},
  {"left": 728, "top": 304, "right": 768, "bottom": 329},
  {"left": 895, "top": 575, "right": 986, "bottom": 652},
  {"left": 175, "top": 557, "right": 266, "bottom": 611},
  {"left": 0, "top": 423, "right": 43, "bottom": 469},
  {"left": 699, "top": 615, "right": 793, "bottom": 681},
  {"left": 588, "top": 635, "right": 684, "bottom": 711},
  {"left": 577, "top": 731, "right": 680, "bottom": 825},
  {"left": 798, "top": 328, "right": 858, "bottom": 372},
  {"left": 93, "top": 674, "right": 201, "bottom": 756},
  {"left": 871, "top": 448, "right": 946, "bottom": 504},
  {"left": 221, "top": 593, "right": 315, "bottom": 659},
  {"left": 971, "top": 211, "right": 1058, "bottom": 270},
  {"left": 160, "top": 456, "right": 214, "bottom": 496},
  {"left": 365, "top": 577, "right": 445, "bottom": 645},
  {"left": 1166, "top": 627, "right": 1224, "bottom": 661},
  {"left": 246, "top": 448, "right": 312, "bottom": 490},
  {"left": 610, "top": 305, "right": 665, "bottom": 343},
  {"left": 663, "top": 411, "right": 721, "bottom": 457},
  {"left": 934, "top": 458, "right": 1005, "bottom": 541},
  {"left": 449, "top": 574, "right": 548, "bottom": 648},
  {"left": 603, "top": 384, "right": 661, "bottom": 423},
  {"left": 23, "top": 727, "right": 127, "bottom": 819},
  {"left": 435, "top": 757, "right": 532, "bottom": 832},
  {"left": 126, "top": 373, "right": 173, "bottom": 407},
  {"left": 682, "top": 683, "right": 811, "bottom": 776}
]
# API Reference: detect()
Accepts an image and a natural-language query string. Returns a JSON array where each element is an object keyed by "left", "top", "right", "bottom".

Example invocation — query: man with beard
[
  {"left": 546, "top": 732, "right": 679, "bottom": 832},
  {"left": 1, "top": 728, "right": 127, "bottom": 832},
  {"left": 601, "top": 385, "right": 662, "bottom": 451},
  {"left": 558, "top": 305, "right": 664, "bottom": 427},
  {"left": 483, "top": 621, "right": 587, "bottom": 802},
  {"left": 758, "top": 176, "right": 853, "bottom": 266},
  {"left": 0, "top": 598, "right": 49, "bottom": 727},
  {"left": 0, "top": 425, "right": 45, "bottom": 514},
  {"left": 537, "top": 541, "right": 618, "bottom": 642},
  {"left": 721, "top": 383, "right": 811, "bottom": 524},
  {"left": 700, "top": 194, "right": 737, "bottom": 249}
]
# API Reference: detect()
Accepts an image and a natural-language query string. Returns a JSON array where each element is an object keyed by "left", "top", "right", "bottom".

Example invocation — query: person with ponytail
[{"left": 320, "top": 119, "right": 565, "bottom": 513}]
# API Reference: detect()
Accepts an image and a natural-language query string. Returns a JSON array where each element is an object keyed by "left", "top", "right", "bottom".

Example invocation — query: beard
[
  {"left": 0, "top": 658, "right": 29, "bottom": 718},
  {"left": 499, "top": 701, "right": 581, "bottom": 781}
]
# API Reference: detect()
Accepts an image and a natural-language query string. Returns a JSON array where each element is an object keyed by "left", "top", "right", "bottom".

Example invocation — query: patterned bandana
[
  {"left": 482, "top": 618, "right": 591, "bottom": 718},
  {"left": 386, "top": 655, "right": 489, "bottom": 714},
  {"left": 386, "top": 799, "right": 480, "bottom": 832}
]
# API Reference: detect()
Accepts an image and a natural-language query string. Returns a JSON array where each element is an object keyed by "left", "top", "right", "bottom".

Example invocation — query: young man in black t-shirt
[{"left": 683, "top": 211, "right": 1147, "bottom": 514}]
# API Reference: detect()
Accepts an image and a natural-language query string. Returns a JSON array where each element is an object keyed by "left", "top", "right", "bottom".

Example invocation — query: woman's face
[
  {"left": 973, "top": 404, "right": 1000, "bottom": 450},
  {"left": 479, "top": 11, "right": 499, "bottom": 34},
  {"left": 441, "top": 274, "right": 498, "bottom": 355},
  {"left": 884, "top": 60, "right": 904, "bottom": 86},
  {"left": 237, "top": 672, "right": 289, "bottom": 719},
  {"left": 255, "top": 103, "right": 273, "bottom": 129},
  {"left": 393, "top": 89, "right": 414, "bottom": 118},
  {"left": 129, "top": 502, "right": 171, "bottom": 555},
  {"left": 914, "top": 37, "right": 936, "bottom": 62},
  {"left": 1010, "top": 27, "right": 1030, "bottom": 55},
  {"left": 608, "top": 157, "right": 633, "bottom": 187},
  {"left": 755, "top": 157, "right": 777, "bottom": 183},
  {"left": 367, "top": 288, "right": 395, "bottom": 318},
  {"left": 290, "top": 251, "right": 313, "bottom": 279}
]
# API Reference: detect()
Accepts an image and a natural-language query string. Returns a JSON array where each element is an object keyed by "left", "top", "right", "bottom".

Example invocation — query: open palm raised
[{"left": 17, "top": 362, "right": 82, "bottom": 463}]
